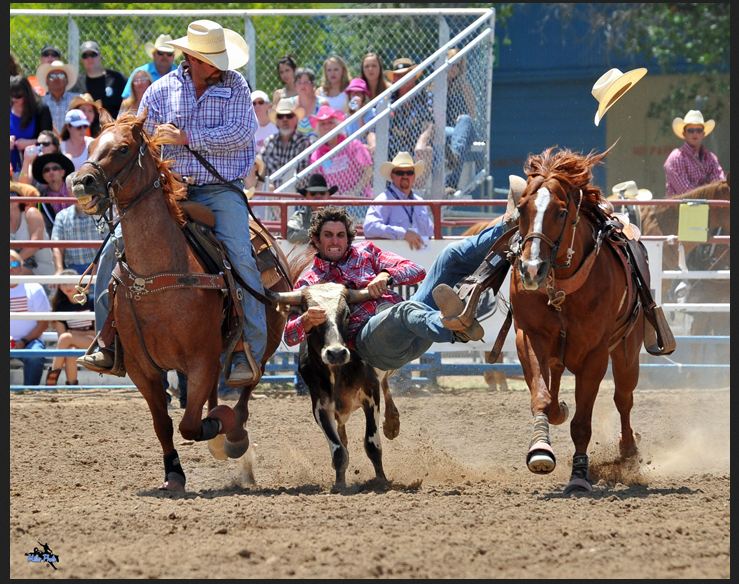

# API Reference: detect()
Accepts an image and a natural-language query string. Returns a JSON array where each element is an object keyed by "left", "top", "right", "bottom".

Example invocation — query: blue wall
[{"left": 489, "top": 3, "right": 662, "bottom": 192}]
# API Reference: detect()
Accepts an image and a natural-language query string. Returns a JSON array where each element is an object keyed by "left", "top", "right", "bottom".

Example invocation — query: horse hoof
[
  {"left": 207, "top": 405, "right": 236, "bottom": 434},
  {"left": 224, "top": 435, "right": 250, "bottom": 459},
  {"left": 527, "top": 441, "right": 556, "bottom": 474},
  {"left": 159, "top": 472, "right": 185, "bottom": 493},
  {"left": 563, "top": 477, "right": 593, "bottom": 495},
  {"left": 383, "top": 415, "right": 400, "bottom": 440},
  {"left": 207, "top": 434, "right": 228, "bottom": 461}
]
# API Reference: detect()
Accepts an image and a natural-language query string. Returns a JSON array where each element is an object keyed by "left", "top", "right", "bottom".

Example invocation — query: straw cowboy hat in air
[
  {"left": 36, "top": 59, "right": 78, "bottom": 92},
  {"left": 166, "top": 20, "right": 249, "bottom": 71},
  {"left": 145, "top": 34, "right": 182, "bottom": 60},
  {"left": 591, "top": 67, "right": 647, "bottom": 126},
  {"left": 380, "top": 151, "right": 426, "bottom": 181},
  {"left": 672, "top": 109, "right": 715, "bottom": 140},
  {"left": 609, "top": 180, "right": 653, "bottom": 202}
]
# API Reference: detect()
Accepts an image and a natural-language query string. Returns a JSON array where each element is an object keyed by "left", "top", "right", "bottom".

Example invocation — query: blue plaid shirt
[
  {"left": 138, "top": 64, "right": 257, "bottom": 185},
  {"left": 50, "top": 205, "right": 105, "bottom": 267}
]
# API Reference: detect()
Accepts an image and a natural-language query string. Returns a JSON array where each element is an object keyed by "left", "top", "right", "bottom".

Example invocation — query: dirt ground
[{"left": 10, "top": 378, "right": 730, "bottom": 579}]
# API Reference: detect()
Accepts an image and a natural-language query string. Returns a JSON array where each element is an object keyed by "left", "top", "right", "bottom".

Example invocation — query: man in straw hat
[
  {"left": 37, "top": 59, "right": 80, "bottom": 134},
  {"left": 664, "top": 109, "right": 725, "bottom": 197},
  {"left": 363, "top": 151, "right": 434, "bottom": 249},
  {"left": 80, "top": 19, "right": 267, "bottom": 387},
  {"left": 120, "top": 34, "right": 181, "bottom": 101},
  {"left": 258, "top": 98, "right": 311, "bottom": 188}
]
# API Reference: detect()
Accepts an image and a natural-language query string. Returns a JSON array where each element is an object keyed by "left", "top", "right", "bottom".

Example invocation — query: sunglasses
[
  {"left": 41, "top": 51, "right": 61, "bottom": 58},
  {"left": 47, "top": 72, "right": 67, "bottom": 81},
  {"left": 11, "top": 93, "right": 24, "bottom": 99},
  {"left": 36, "top": 141, "right": 53, "bottom": 147},
  {"left": 133, "top": 78, "right": 151, "bottom": 84},
  {"left": 43, "top": 165, "right": 64, "bottom": 174},
  {"left": 253, "top": 100, "right": 266, "bottom": 105},
  {"left": 276, "top": 113, "right": 295, "bottom": 120},
  {"left": 73, "top": 125, "right": 90, "bottom": 130},
  {"left": 155, "top": 50, "right": 174, "bottom": 57},
  {"left": 81, "top": 52, "right": 99, "bottom": 59},
  {"left": 392, "top": 169, "right": 415, "bottom": 177},
  {"left": 685, "top": 127, "right": 704, "bottom": 134},
  {"left": 10, "top": 260, "right": 22, "bottom": 268}
]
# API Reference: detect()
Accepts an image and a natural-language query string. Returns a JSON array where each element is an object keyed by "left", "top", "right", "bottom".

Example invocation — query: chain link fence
[{"left": 11, "top": 8, "right": 495, "bottom": 224}]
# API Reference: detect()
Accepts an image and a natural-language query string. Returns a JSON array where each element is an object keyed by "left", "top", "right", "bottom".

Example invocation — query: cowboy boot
[
  {"left": 77, "top": 314, "right": 117, "bottom": 373},
  {"left": 226, "top": 343, "right": 262, "bottom": 387},
  {"left": 433, "top": 284, "right": 484, "bottom": 341}
]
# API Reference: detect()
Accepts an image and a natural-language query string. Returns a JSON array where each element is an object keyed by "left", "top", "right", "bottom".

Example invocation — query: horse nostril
[{"left": 80, "top": 173, "right": 96, "bottom": 187}]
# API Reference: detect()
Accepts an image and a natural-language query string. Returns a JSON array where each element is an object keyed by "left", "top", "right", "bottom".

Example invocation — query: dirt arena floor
[{"left": 10, "top": 378, "right": 730, "bottom": 579}]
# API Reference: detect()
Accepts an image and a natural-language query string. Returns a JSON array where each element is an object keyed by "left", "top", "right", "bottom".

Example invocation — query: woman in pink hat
[{"left": 308, "top": 104, "right": 373, "bottom": 200}]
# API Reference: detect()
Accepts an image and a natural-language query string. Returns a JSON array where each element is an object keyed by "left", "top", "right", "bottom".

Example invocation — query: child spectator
[
  {"left": 360, "top": 52, "right": 390, "bottom": 100},
  {"left": 44, "top": 269, "right": 95, "bottom": 386},
  {"left": 60, "top": 109, "right": 94, "bottom": 171},
  {"left": 271, "top": 54, "right": 298, "bottom": 104},
  {"left": 316, "top": 55, "right": 350, "bottom": 113}
]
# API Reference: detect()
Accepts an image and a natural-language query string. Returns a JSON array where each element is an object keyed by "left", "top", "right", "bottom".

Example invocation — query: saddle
[{"left": 92, "top": 201, "right": 286, "bottom": 378}]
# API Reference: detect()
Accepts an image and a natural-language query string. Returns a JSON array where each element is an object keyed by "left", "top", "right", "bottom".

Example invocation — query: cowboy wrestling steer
[{"left": 276, "top": 282, "right": 397, "bottom": 489}]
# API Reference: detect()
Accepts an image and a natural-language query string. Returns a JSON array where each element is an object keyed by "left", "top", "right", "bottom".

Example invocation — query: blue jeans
[
  {"left": 19, "top": 338, "right": 46, "bottom": 386},
  {"left": 445, "top": 114, "right": 476, "bottom": 190},
  {"left": 355, "top": 221, "right": 505, "bottom": 370},
  {"left": 94, "top": 183, "right": 267, "bottom": 362}
]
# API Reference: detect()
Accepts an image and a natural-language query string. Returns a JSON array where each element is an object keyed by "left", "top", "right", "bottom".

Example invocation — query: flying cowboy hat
[
  {"left": 35, "top": 59, "right": 78, "bottom": 92},
  {"left": 591, "top": 67, "right": 647, "bottom": 126},
  {"left": 672, "top": 110, "right": 715, "bottom": 140},
  {"left": 609, "top": 180, "right": 653, "bottom": 202},
  {"left": 144, "top": 34, "right": 182, "bottom": 60},
  {"left": 380, "top": 151, "right": 426, "bottom": 181},
  {"left": 166, "top": 20, "right": 249, "bottom": 71}
]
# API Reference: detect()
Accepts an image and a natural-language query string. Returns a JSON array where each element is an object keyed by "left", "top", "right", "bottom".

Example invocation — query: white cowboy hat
[
  {"left": 166, "top": 20, "right": 249, "bottom": 71},
  {"left": 268, "top": 98, "right": 305, "bottom": 124},
  {"left": 591, "top": 67, "right": 647, "bottom": 126},
  {"left": 610, "top": 180, "right": 653, "bottom": 202},
  {"left": 380, "top": 151, "right": 426, "bottom": 181},
  {"left": 145, "top": 34, "right": 182, "bottom": 59},
  {"left": 36, "top": 59, "right": 78, "bottom": 92},
  {"left": 672, "top": 109, "right": 715, "bottom": 139}
]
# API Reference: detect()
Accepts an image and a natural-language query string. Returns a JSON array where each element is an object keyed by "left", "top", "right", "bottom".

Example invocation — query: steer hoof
[
  {"left": 207, "top": 434, "right": 228, "bottom": 460},
  {"left": 383, "top": 414, "right": 400, "bottom": 440}
]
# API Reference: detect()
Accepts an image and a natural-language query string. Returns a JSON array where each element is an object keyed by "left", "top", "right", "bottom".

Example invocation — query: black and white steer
[{"left": 276, "top": 282, "right": 398, "bottom": 488}]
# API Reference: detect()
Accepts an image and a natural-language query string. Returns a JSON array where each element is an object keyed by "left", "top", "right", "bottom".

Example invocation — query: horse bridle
[
  {"left": 80, "top": 127, "right": 162, "bottom": 221},
  {"left": 517, "top": 185, "right": 584, "bottom": 271}
]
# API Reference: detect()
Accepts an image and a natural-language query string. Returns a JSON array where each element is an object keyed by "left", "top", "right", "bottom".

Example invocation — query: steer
[{"left": 276, "top": 282, "right": 399, "bottom": 488}]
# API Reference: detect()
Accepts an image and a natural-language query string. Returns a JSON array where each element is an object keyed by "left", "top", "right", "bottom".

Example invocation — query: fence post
[
  {"left": 245, "top": 15, "right": 257, "bottom": 90},
  {"left": 430, "top": 16, "right": 450, "bottom": 200},
  {"left": 68, "top": 16, "right": 79, "bottom": 67}
]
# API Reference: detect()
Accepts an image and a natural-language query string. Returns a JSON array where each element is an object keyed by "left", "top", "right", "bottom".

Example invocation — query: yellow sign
[{"left": 677, "top": 203, "right": 710, "bottom": 243}]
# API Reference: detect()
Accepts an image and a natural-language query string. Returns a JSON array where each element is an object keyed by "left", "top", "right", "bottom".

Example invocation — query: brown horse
[
  {"left": 69, "top": 113, "right": 296, "bottom": 492},
  {"left": 639, "top": 179, "right": 730, "bottom": 336},
  {"left": 509, "top": 146, "right": 645, "bottom": 494}
]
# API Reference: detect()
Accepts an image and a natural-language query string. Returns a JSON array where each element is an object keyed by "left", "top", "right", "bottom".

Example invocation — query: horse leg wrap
[
  {"left": 527, "top": 413, "right": 556, "bottom": 474},
  {"left": 163, "top": 450, "right": 186, "bottom": 486},
  {"left": 564, "top": 453, "right": 592, "bottom": 494}
]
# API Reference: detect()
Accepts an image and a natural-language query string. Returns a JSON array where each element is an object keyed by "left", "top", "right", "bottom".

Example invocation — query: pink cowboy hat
[{"left": 309, "top": 104, "right": 346, "bottom": 129}]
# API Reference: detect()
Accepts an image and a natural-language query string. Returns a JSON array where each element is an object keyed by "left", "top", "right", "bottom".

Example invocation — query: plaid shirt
[
  {"left": 259, "top": 131, "right": 312, "bottom": 187},
  {"left": 664, "top": 143, "right": 725, "bottom": 197},
  {"left": 42, "top": 91, "right": 79, "bottom": 134},
  {"left": 138, "top": 64, "right": 257, "bottom": 184},
  {"left": 284, "top": 241, "right": 426, "bottom": 348},
  {"left": 51, "top": 205, "right": 105, "bottom": 267}
]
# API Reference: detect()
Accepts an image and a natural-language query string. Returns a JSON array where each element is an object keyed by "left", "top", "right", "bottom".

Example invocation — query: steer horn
[
  {"left": 272, "top": 290, "right": 303, "bottom": 307},
  {"left": 346, "top": 288, "right": 373, "bottom": 304}
]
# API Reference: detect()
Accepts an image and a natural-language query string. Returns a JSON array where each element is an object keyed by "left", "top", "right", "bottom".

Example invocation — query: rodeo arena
[{"left": 8, "top": 5, "right": 730, "bottom": 579}]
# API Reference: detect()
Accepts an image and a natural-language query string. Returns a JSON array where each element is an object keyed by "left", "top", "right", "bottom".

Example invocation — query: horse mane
[
  {"left": 284, "top": 243, "right": 317, "bottom": 285},
  {"left": 524, "top": 146, "right": 609, "bottom": 214},
  {"left": 670, "top": 178, "right": 730, "bottom": 201},
  {"left": 104, "top": 113, "right": 187, "bottom": 225}
]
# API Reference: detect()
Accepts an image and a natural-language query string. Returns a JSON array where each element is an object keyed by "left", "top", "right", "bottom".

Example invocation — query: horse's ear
[{"left": 137, "top": 107, "right": 148, "bottom": 126}]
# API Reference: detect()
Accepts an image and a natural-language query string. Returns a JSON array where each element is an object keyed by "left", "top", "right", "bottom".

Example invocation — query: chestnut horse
[
  {"left": 69, "top": 113, "right": 296, "bottom": 492},
  {"left": 509, "top": 147, "right": 645, "bottom": 494}
]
